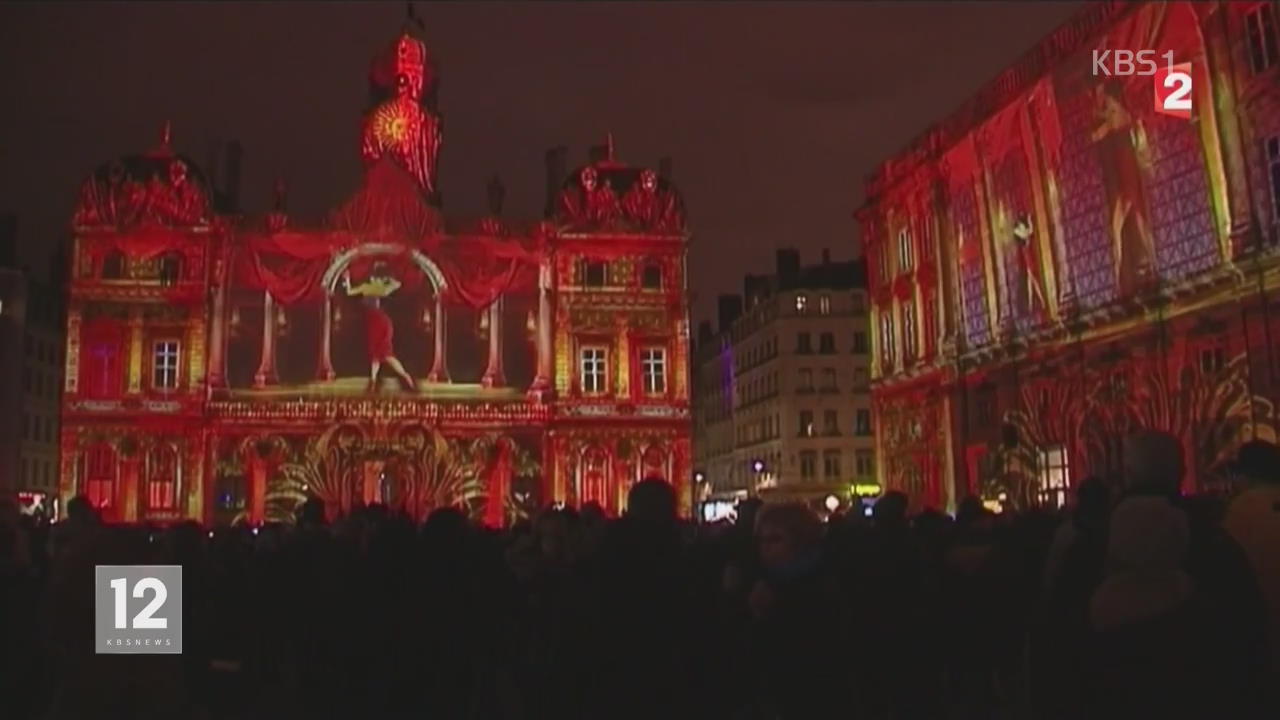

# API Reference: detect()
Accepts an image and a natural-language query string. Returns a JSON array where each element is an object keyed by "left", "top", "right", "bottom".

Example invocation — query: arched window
[
  {"left": 81, "top": 443, "right": 117, "bottom": 509},
  {"left": 580, "top": 446, "right": 609, "bottom": 507},
  {"left": 102, "top": 251, "right": 126, "bottom": 280},
  {"left": 641, "top": 444, "right": 667, "bottom": 482},
  {"left": 145, "top": 444, "right": 180, "bottom": 511},
  {"left": 81, "top": 317, "right": 124, "bottom": 399},
  {"left": 158, "top": 252, "right": 182, "bottom": 287}
]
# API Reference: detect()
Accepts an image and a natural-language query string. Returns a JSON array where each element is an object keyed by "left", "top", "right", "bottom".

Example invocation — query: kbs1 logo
[{"left": 1092, "top": 49, "right": 1193, "bottom": 120}]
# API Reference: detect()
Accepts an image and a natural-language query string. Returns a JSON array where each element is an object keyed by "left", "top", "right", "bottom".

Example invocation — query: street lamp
[
  {"left": 824, "top": 494, "right": 840, "bottom": 513},
  {"left": 692, "top": 470, "right": 706, "bottom": 523}
]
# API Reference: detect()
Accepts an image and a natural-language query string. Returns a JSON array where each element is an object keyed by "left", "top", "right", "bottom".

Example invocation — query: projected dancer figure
[
  {"left": 1012, "top": 215, "right": 1047, "bottom": 313},
  {"left": 343, "top": 262, "right": 417, "bottom": 392},
  {"left": 1090, "top": 81, "right": 1155, "bottom": 295}
]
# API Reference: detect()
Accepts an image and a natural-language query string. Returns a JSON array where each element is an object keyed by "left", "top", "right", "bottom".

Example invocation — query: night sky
[{"left": 0, "top": 1, "right": 1081, "bottom": 325}]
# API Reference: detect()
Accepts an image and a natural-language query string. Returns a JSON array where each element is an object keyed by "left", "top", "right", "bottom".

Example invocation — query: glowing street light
[
  {"left": 693, "top": 471, "right": 706, "bottom": 484},
  {"left": 824, "top": 494, "right": 840, "bottom": 513},
  {"left": 751, "top": 459, "right": 765, "bottom": 474}
]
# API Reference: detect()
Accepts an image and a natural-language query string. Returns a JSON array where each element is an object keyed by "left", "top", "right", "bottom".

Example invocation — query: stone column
[
  {"left": 64, "top": 308, "right": 82, "bottom": 394},
  {"left": 529, "top": 261, "right": 554, "bottom": 398},
  {"left": 120, "top": 454, "right": 140, "bottom": 523},
  {"left": 615, "top": 315, "right": 631, "bottom": 399},
  {"left": 207, "top": 276, "right": 228, "bottom": 389},
  {"left": 426, "top": 294, "right": 450, "bottom": 383},
  {"left": 481, "top": 296, "right": 506, "bottom": 388},
  {"left": 127, "top": 308, "right": 144, "bottom": 394},
  {"left": 317, "top": 295, "right": 336, "bottom": 381},
  {"left": 253, "top": 292, "right": 278, "bottom": 388},
  {"left": 248, "top": 456, "right": 267, "bottom": 525}
]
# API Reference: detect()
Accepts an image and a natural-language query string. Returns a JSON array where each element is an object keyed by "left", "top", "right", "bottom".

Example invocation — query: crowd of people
[{"left": 1, "top": 429, "right": 1277, "bottom": 719}]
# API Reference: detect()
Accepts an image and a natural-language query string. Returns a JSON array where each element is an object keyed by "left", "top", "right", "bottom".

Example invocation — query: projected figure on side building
[
  {"left": 343, "top": 262, "right": 417, "bottom": 392},
  {"left": 1013, "top": 214, "right": 1048, "bottom": 313},
  {"left": 1090, "top": 80, "right": 1156, "bottom": 295}
]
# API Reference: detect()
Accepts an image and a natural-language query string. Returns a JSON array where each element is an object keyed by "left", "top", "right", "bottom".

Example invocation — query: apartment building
[{"left": 693, "top": 248, "right": 872, "bottom": 513}]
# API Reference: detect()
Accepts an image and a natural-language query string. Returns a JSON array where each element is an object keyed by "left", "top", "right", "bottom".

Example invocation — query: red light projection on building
[
  {"left": 861, "top": 1, "right": 1280, "bottom": 512},
  {"left": 58, "top": 22, "right": 692, "bottom": 527}
]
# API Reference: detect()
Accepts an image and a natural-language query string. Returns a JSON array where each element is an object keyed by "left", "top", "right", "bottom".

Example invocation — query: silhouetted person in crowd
[
  {"left": 1086, "top": 430, "right": 1267, "bottom": 717},
  {"left": 590, "top": 478, "right": 709, "bottom": 719},
  {"left": 1225, "top": 439, "right": 1280, "bottom": 698},
  {"left": 1034, "top": 476, "right": 1111, "bottom": 718},
  {"left": 745, "top": 502, "right": 847, "bottom": 719}
]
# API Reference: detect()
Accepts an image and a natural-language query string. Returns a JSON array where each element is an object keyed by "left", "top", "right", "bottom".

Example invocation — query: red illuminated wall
[
  {"left": 58, "top": 29, "right": 692, "bottom": 526},
  {"left": 862, "top": 1, "right": 1280, "bottom": 511}
]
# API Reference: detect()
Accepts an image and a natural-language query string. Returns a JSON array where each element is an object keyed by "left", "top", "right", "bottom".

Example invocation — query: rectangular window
[
  {"left": 799, "top": 410, "right": 814, "bottom": 437},
  {"left": 798, "top": 368, "right": 813, "bottom": 392},
  {"left": 897, "top": 228, "right": 913, "bottom": 272},
  {"left": 819, "top": 294, "right": 831, "bottom": 315},
  {"left": 152, "top": 340, "right": 180, "bottom": 390},
  {"left": 795, "top": 293, "right": 808, "bottom": 314},
  {"left": 821, "top": 368, "right": 837, "bottom": 392},
  {"left": 853, "top": 367, "right": 868, "bottom": 389},
  {"left": 878, "top": 248, "right": 889, "bottom": 282},
  {"left": 796, "top": 332, "right": 813, "bottom": 354},
  {"left": 819, "top": 332, "right": 836, "bottom": 354},
  {"left": 852, "top": 331, "right": 869, "bottom": 354},
  {"left": 880, "top": 313, "right": 895, "bottom": 369},
  {"left": 582, "top": 260, "right": 607, "bottom": 288},
  {"left": 1267, "top": 136, "right": 1280, "bottom": 223},
  {"left": 855, "top": 450, "right": 875, "bottom": 478},
  {"left": 851, "top": 292, "right": 865, "bottom": 313},
  {"left": 903, "top": 301, "right": 918, "bottom": 360},
  {"left": 855, "top": 409, "right": 872, "bottom": 436},
  {"left": 580, "top": 347, "right": 607, "bottom": 394},
  {"left": 800, "top": 451, "right": 817, "bottom": 479},
  {"left": 823, "top": 450, "right": 841, "bottom": 478},
  {"left": 641, "top": 347, "right": 667, "bottom": 395},
  {"left": 1246, "top": 4, "right": 1278, "bottom": 74},
  {"left": 641, "top": 263, "right": 663, "bottom": 290},
  {"left": 924, "top": 295, "right": 938, "bottom": 356},
  {"left": 823, "top": 409, "right": 839, "bottom": 435},
  {"left": 1038, "top": 445, "right": 1071, "bottom": 509}
]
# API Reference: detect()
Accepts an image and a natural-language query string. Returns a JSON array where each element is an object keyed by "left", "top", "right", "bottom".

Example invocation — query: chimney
[
  {"left": 544, "top": 146, "right": 568, "bottom": 217},
  {"left": 743, "top": 274, "right": 769, "bottom": 307},
  {"left": 0, "top": 214, "right": 16, "bottom": 269},
  {"left": 223, "top": 141, "right": 243, "bottom": 214},
  {"left": 658, "top": 156, "right": 673, "bottom": 181},
  {"left": 698, "top": 320, "right": 713, "bottom": 345},
  {"left": 717, "top": 294, "right": 744, "bottom": 333},
  {"left": 822, "top": 248, "right": 831, "bottom": 265},
  {"left": 775, "top": 248, "right": 801, "bottom": 288}
]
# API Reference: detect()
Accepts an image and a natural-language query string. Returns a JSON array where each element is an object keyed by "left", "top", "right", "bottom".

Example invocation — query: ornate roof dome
[
  {"left": 73, "top": 123, "right": 214, "bottom": 229},
  {"left": 554, "top": 135, "right": 686, "bottom": 234}
]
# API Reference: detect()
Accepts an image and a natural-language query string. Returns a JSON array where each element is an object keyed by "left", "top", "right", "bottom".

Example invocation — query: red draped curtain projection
[{"left": 232, "top": 234, "right": 538, "bottom": 309}]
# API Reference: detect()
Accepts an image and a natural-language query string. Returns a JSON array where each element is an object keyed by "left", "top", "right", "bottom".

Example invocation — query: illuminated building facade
[
  {"left": 862, "top": 1, "right": 1280, "bottom": 512},
  {"left": 57, "top": 24, "right": 692, "bottom": 525},
  {"left": 692, "top": 249, "right": 872, "bottom": 513}
]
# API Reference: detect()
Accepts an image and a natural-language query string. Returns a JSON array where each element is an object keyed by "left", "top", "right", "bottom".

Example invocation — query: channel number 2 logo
[
  {"left": 95, "top": 565, "right": 183, "bottom": 654},
  {"left": 1154, "top": 63, "right": 1193, "bottom": 120}
]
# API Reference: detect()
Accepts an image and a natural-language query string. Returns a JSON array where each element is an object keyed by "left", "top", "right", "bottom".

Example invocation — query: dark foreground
[{"left": 1, "top": 476, "right": 1276, "bottom": 720}]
